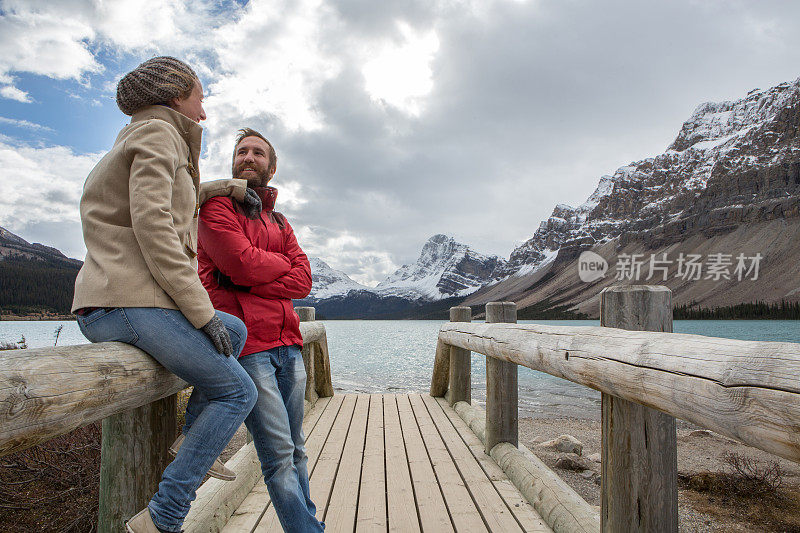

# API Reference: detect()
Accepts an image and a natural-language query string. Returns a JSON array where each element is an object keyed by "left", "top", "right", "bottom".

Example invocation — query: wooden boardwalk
[{"left": 222, "top": 394, "right": 552, "bottom": 532}]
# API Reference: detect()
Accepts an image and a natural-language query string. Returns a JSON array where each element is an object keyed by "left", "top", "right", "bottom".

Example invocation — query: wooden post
[
  {"left": 429, "top": 339, "right": 450, "bottom": 397},
  {"left": 484, "top": 301, "right": 518, "bottom": 453},
  {"left": 447, "top": 306, "right": 472, "bottom": 406},
  {"left": 312, "top": 334, "right": 335, "bottom": 398},
  {"left": 98, "top": 396, "right": 177, "bottom": 532},
  {"left": 296, "top": 307, "right": 318, "bottom": 407},
  {"left": 296, "top": 306, "right": 315, "bottom": 322},
  {"left": 600, "top": 285, "right": 677, "bottom": 533}
]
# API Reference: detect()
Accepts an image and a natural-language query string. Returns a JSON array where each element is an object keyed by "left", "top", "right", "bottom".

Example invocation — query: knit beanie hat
[{"left": 116, "top": 56, "right": 198, "bottom": 116}]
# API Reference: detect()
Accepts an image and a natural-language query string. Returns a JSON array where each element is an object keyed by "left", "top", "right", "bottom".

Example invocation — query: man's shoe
[
  {"left": 125, "top": 508, "right": 161, "bottom": 533},
  {"left": 168, "top": 434, "right": 237, "bottom": 481}
]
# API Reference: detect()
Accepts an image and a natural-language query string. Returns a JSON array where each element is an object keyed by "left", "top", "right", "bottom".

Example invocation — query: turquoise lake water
[{"left": 2, "top": 319, "right": 798, "bottom": 419}]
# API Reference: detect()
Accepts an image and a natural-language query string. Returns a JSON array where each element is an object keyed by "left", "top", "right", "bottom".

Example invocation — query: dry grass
[
  {"left": 679, "top": 452, "right": 800, "bottom": 532},
  {"left": 0, "top": 335, "right": 26, "bottom": 350},
  {"left": 0, "top": 390, "right": 192, "bottom": 533},
  {"left": 0, "top": 387, "right": 244, "bottom": 533},
  {"left": 0, "top": 424, "right": 101, "bottom": 533}
]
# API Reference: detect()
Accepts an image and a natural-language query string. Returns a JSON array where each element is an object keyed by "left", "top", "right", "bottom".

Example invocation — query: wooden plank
[
  {"left": 419, "top": 396, "right": 522, "bottom": 532},
  {"left": 310, "top": 394, "right": 358, "bottom": 521},
  {"left": 395, "top": 394, "right": 454, "bottom": 532},
  {"left": 325, "top": 394, "right": 370, "bottom": 532},
  {"left": 356, "top": 394, "right": 386, "bottom": 532},
  {"left": 431, "top": 397, "right": 554, "bottom": 533},
  {"left": 449, "top": 398, "right": 598, "bottom": 533},
  {"left": 221, "top": 397, "right": 333, "bottom": 533},
  {"left": 600, "top": 286, "right": 678, "bottom": 533},
  {"left": 408, "top": 394, "right": 487, "bottom": 532},
  {"left": 252, "top": 394, "right": 350, "bottom": 532},
  {"left": 383, "top": 394, "right": 420, "bottom": 533},
  {"left": 437, "top": 319, "right": 800, "bottom": 463},
  {"left": 305, "top": 396, "right": 346, "bottom": 472},
  {"left": 220, "top": 483, "right": 267, "bottom": 533}
]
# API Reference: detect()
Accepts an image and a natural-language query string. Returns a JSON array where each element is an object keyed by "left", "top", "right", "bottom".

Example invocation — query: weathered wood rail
[
  {"left": 430, "top": 286, "right": 800, "bottom": 533},
  {"left": 0, "top": 308, "right": 333, "bottom": 532}
]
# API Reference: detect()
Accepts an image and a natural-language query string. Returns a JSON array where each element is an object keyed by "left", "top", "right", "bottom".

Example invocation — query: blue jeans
[
  {"left": 185, "top": 345, "right": 323, "bottom": 532},
  {"left": 77, "top": 307, "right": 258, "bottom": 533}
]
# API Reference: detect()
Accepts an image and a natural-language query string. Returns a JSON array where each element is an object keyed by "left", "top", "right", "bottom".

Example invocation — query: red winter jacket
[{"left": 197, "top": 186, "right": 312, "bottom": 356}]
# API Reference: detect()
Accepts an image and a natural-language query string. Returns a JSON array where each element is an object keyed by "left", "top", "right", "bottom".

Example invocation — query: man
[{"left": 195, "top": 128, "right": 321, "bottom": 533}]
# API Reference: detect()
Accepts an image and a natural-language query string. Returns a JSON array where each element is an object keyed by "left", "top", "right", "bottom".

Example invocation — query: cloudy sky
[{"left": 1, "top": 0, "right": 799, "bottom": 285}]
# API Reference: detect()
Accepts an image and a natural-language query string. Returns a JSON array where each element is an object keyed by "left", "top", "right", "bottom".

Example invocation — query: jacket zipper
[
  {"left": 279, "top": 302, "right": 286, "bottom": 343},
  {"left": 258, "top": 211, "right": 285, "bottom": 342}
]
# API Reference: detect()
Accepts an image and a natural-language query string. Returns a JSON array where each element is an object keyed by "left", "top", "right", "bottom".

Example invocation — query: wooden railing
[
  {"left": 430, "top": 286, "right": 800, "bottom": 533},
  {"left": 0, "top": 307, "right": 333, "bottom": 532}
]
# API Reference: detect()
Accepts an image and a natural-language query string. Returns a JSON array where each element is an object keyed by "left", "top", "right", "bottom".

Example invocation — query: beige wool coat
[{"left": 72, "top": 105, "right": 246, "bottom": 328}]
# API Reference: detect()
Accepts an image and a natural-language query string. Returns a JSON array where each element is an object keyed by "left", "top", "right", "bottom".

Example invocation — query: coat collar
[
  {"left": 131, "top": 105, "right": 203, "bottom": 169},
  {"left": 252, "top": 186, "right": 278, "bottom": 211}
]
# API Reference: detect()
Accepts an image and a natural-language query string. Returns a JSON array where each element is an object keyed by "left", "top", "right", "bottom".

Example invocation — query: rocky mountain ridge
[
  {"left": 501, "top": 77, "right": 800, "bottom": 275},
  {"left": 0, "top": 226, "right": 82, "bottom": 267}
]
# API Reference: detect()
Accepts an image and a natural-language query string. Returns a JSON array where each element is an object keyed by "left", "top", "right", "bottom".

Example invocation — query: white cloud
[
  {"left": 0, "top": 116, "right": 51, "bottom": 131},
  {"left": 0, "top": 140, "right": 102, "bottom": 232},
  {"left": 294, "top": 227, "right": 397, "bottom": 286},
  {"left": 206, "top": 0, "right": 342, "bottom": 134},
  {"left": 362, "top": 22, "right": 439, "bottom": 116},
  {"left": 0, "top": 85, "right": 32, "bottom": 103},
  {"left": 0, "top": 0, "right": 230, "bottom": 95},
  {"left": 199, "top": 0, "right": 345, "bottom": 186},
  {"left": 89, "top": 0, "right": 191, "bottom": 51},
  {"left": 272, "top": 180, "right": 308, "bottom": 210},
  {"left": 0, "top": 7, "right": 100, "bottom": 82}
]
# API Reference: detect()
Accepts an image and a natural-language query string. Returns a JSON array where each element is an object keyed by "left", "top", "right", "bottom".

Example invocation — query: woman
[{"left": 72, "top": 57, "right": 259, "bottom": 533}]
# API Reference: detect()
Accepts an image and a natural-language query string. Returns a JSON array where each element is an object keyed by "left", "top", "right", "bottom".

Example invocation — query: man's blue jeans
[
  {"left": 185, "top": 344, "right": 323, "bottom": 533},
  {"left": 77, "top": 307, "right": 257, "bottom": 533}
]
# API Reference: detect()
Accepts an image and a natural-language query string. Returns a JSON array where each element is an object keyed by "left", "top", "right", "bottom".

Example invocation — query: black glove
[
  {"left": 214, "top": 270, "right": 251, "bottom": 292},
  {"left": 202, "top": 315, "right": 233, "bottom": 356},
  {"left": 240, "top": 187, "right": 262, "bottom": 219}
]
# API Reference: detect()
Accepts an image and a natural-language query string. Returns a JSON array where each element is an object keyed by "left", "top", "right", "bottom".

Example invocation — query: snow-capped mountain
[
  {"left": 307, "top": 257, "right": 368, "bottom": 300},
  {"left": 304, "top": 235, "right": 506, "bottom": 311},
  {"left": 375, "top": 234, "right": 507, "bottom": 300},
  {"left": 504, "top": 77, "right": 800, "bottom": 274}
]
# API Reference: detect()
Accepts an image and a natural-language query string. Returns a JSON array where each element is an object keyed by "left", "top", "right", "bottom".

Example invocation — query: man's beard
[{"left": 233, "top": 164, "right": 269, "bottom": 187}]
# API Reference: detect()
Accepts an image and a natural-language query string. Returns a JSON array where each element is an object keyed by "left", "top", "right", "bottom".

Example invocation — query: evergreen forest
[{"left": 0, "top": 256, "right": 80, "bottom": 315}]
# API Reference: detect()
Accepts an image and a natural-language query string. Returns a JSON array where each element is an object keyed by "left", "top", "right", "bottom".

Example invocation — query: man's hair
[{"left": 233, "top": 128, "right": 277, "bottom": 176}]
